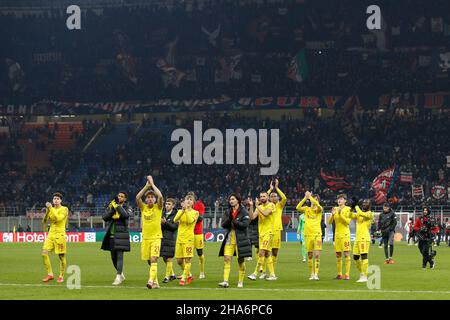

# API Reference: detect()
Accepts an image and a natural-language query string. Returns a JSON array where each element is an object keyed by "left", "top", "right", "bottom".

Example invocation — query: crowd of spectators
[
  {"left": 0, "top": 0, "right": 449, "bottom": 214},
  {"left": 16, "top": 109, "right": 446, "bottom": 211},
  {"left": 1, "top": 0, "right": 449, "bottom": 104},
  {"left": 0, "top": 118, "right": 104, "bottom": 215}
]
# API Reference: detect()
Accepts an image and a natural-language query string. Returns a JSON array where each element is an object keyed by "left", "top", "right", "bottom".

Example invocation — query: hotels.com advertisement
[{"left": 0, "top": 232, "right": 97, "bottom": 243}]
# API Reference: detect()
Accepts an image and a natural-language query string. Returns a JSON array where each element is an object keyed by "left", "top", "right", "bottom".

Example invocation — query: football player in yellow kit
[
  {"left": 296, "top": 191, "right": 323, "bottom": 280},
  {"left": 41, "top": 192, "right": 68, "bottom": 283},
  {"left": 328, "top": 194, "right": 352, "bottom": 280},
  {"left": 136, "top": 175, "right": 164, "bottom": 289},
  {"left": 174, "top": 194, "right": 199, "bottom": 286},
  {"left": 351, "top": 199, "right": 374, "bottom": 283},
  {"left": 248, "top": 192, "right": 277, "bottom": 281},
  {"left": 266, "top": 179, "right": 286, "bottom": 278}
]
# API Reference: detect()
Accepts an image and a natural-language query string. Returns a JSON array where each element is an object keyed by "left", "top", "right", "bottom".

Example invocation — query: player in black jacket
[
  {"left": 161, "top": 198, "right": 179, "bottom": 283},
  {"left": 377, "top": 203, "right": 397, "bottom": 264}
]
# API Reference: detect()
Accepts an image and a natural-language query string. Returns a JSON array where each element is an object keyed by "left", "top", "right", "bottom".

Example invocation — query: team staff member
[
  {"left": 377, "top": 203, "right": 397, "bottom": 264},
  {"left": 101, "top": 191, "right": 132, "bottom": 286}
]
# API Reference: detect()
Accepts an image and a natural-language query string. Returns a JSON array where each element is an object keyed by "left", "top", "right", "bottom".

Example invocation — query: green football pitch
[{"left": 0, "top": 242, "right": 449, "bottom": 300}]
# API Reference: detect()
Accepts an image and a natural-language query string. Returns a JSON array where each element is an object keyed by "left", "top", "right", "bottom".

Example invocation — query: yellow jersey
[
  {"left": 328, "top": 206, "right": 352, "bottom": 238},
  {"left": 268, "top": 188, "right": 287, "bottom": 232},
  {"left": 139, "top": 203, "right": 163, "bottom": 240},
  {"left": 352, "top": 206, "right": 374, "bottom": 241},
  {"left": 296, "top": 197, "right": 323, "bottom": 237},
  {"left": 45, "top": 206, "right": 68, "bottom": 234},
  {"left": 174, "top": 208, "right": 199, "bottom": 243},
  {"left": 257, "top": 202, "right": 276, "bottom": 236}
]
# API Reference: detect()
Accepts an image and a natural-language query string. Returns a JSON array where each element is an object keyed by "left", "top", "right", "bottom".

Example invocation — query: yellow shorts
[
  {"left": 141, "top": 239, "right": 161, "bottom": 261},
  {"left": 194, "top": 234, "right": 204, "bottom": 250},
  {"left": 259, "top": 233, "right": 273, "bottom": 251},
  {"left": 353, "top": 240, "right": 370, "bottom": 255},
  {"left": 272, "top": 231, "right": 281, "bottom": 249},
  {"left": 305, "top": 235, "right": 322, "bottom": 252},
  {"left": 334, "top": 237, "right": 351, "bottom": 252},
  {"left": 224, "top": 243, "right": 238, "bottom": 257},
  {"left": 175, "top": 241, "right": 194, "bottom": 258},
  {"left": 43, "top": 233, "right": 66, "bottom": 254}
]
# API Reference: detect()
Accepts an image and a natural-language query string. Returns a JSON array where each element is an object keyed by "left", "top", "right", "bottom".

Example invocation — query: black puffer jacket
[
  {"left": 101, "top": 202, "right": 131, "bottom": 252},
  {"left": 248, "top": 216, "right": 259, "bottom": 245},
  {"left": 377, "top": 209, "right": 397, "bottom": 235},
  {"left": 160, "top": 210, "right": 178, "bottom": 258},
  {"left": 219, "top": 206, "right": 252, "bottom": 259}
]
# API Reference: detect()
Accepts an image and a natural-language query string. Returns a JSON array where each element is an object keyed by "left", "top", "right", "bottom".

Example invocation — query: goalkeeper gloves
[{"left": 110, "top": 200, "right": 118, "bottom": 210}]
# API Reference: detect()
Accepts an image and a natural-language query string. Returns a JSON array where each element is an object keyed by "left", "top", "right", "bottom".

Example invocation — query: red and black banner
[
  {"left": 320, "top": 169, "right": 352, "bottom": 191},
  {"left": 1, "top": 92, "right": 449, "bottom": 116}
]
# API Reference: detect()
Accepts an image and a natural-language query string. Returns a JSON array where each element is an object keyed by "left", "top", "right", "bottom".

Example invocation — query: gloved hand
[
  {"left": 296, "top": 233, "right": 300, "bottom": 240},
  {"left": 110, "top": 199, "right": 118, "bottom": 210}
]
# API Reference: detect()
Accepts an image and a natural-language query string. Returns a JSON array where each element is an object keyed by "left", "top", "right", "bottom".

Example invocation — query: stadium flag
[
  {"left": 399, "top": 171, "right": 413, "bottom": 184},
  {"left": 374, "top": 190, "right": 387, "bottom": 205},
  {"left": 116, "top": 53, "right": 137, "bottom": 84},
  {"left": 201, "top": 24, "right": 221, "bottom": 47},
  {"left": 431, "top": 185, "right": 446, "bottom": 200},
  {"left": 371, "top": 167, "right": 395, "bottom": 193},
  {"left": 156, "top": 37, "right": 186, "bottom": 88},
  {"left": 288, "top": 49, "right": 309, "bottom": 82},
  {"left": 320, "top": 169, "right": 352, "bottom": 191},
  {"left": 412, "top": 184, "right": 424, "bottom": 199}
]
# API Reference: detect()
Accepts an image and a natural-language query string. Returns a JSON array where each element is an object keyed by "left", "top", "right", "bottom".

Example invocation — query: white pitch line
[{"left": 1, "top": 283, "right": 450, "bottom": 295}]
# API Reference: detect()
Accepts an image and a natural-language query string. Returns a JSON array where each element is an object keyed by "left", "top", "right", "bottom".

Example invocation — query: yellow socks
[
  {"left": 199, "top": 255, "right": 205, "bottom": 274},
  {"left": 336, "top": 256, "right": 343, "bottom": 276},
  {"left": 182, "top": 262, "right": 191, "bottom": 281},
  {"left": 149, "top": 263, "right": 158, "bottom": 282},
  {"left": 272, "top": 255, "right": 277, "bottom": 273},
  {"left": 165, "top": 261, "right": 174, "bottom": 277},
  {"left": 59, "top": 255, "right": 66, "bottom": 278},
  {"left": 355, "top": 259, "right": 362, "bottom": 273},
  {"left": 314, "top": 258, "right": 320, "bottom": 276},
  {"left": 308, "top": 257, "right": 313, "bottom": 275},
  {"left": 238, "top": 262, "right": 245, "bottom": 283},
  {"left": 42, "top": 253, "right": 53, "bottom": 276},
  {"left": 266, "top": 256, "right": 275, "bottom": 276},
  {"left": 361, "top": 259, "right": 369, "bottom": 277},
  {"left": 345, "top": 256, "right": 351, "bottom": 276},
  {"left": 223, "top": 260, "right": 231, "bottom": 282},
  {"left": 254, "top": 256, "right": 265, "bottom": 274}
]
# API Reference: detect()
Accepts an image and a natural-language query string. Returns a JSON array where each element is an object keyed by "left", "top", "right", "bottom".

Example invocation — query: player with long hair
[{"left": 218, "top": 193, "right": 252, "bottom": 288}]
